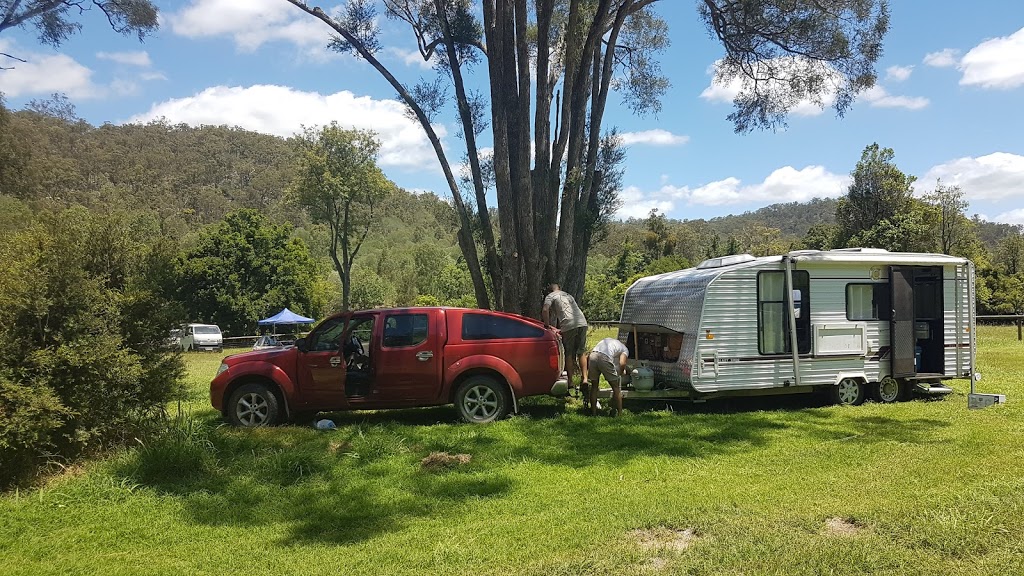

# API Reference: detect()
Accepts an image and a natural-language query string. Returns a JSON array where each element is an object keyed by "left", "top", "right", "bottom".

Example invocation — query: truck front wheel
[
  {"left": 227, "top": 382, "right": 281, "bottom": 427},
  {"left": 455, "top": 376, "right": 511, "bottom": 424}
]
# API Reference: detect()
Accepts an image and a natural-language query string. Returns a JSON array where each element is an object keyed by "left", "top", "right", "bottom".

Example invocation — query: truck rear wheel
[{"left": 455, "top": 376, "right": 511, "bottom": 424}]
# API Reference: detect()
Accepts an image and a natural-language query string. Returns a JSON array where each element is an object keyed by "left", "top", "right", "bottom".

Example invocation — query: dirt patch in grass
[
  {"left": 327, "top": 441, "right": 350, "bottom": 454},
  {"left": 420, "top": 452, "right": 472, "bottom": 471},
  {"left": 822, "top": 517, "right": 865, "bottom": 536},
  {"left": 630, "top": 526, "right": 700, "bottom": 552}
]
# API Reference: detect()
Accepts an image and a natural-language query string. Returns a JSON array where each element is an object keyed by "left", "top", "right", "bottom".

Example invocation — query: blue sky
[{"left": 1, "top": 1, "right": 1023, "bottom": 225}]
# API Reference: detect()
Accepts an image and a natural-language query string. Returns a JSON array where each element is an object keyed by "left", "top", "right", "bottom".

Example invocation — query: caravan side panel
[{"left": 692, "top": 262, "right": 887, "bottom": 392}]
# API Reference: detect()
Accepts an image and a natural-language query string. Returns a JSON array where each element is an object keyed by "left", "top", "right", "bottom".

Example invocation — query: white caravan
[{"left": 615, "top": 249, "right": 977, "bottom": 404}]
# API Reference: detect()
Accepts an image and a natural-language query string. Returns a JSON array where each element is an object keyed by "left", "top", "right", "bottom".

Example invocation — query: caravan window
[
  {"left": 846, "top": 283, "right": 891, "bottom": 321},
  {"left": 757, "top": 270, "right": 811, "bottom": 355}
]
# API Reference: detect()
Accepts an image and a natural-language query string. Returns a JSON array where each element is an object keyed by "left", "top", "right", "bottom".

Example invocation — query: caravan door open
[{"left": 890, "top": 266, "right": 945, "bottom": 378}]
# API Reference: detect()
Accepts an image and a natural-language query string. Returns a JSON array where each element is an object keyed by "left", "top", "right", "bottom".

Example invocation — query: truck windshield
[{"left": 193, "top": 326, "right": 221, "bottom": 335}]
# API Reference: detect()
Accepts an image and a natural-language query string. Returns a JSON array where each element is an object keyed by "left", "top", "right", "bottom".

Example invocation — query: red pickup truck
[{"left": 211, "top": 307, "right": 567, "bottom": 425}]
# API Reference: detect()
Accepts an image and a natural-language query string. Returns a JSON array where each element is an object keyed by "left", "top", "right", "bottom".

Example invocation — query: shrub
[{"left": 0, "top": 208, "right": 185, "bottom": 488}]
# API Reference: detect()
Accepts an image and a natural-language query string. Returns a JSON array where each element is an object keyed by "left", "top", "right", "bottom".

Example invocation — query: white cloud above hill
[
  {"left": 921, "top": 153, "right": 1024, "bottom": 202},
  {"left": 128, "top": 84, "right": 445, "bottom": 172},
  {"left": 617, "top": 165, "right": 849, "bottom": 218},
  {"left": 0, "top": 39, "right": 99, "bottom": 98}
]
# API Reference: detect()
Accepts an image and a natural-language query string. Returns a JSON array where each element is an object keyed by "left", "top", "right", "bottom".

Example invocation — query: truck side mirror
[{"left": 295, "top": 337, "right": 307, "bottom": 352}]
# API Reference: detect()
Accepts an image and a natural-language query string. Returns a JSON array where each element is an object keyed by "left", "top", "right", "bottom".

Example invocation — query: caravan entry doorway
[{"left": 890, "top": 266, "right": 945, "bottom": 378}]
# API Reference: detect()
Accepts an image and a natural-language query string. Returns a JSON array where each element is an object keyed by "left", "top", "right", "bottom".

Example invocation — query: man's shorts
[
  {"left": 561, "top": 326, "right": 588, "bottom": 357},
  {"left": 588, "top": 351, "right": 631, "bottom": 388}
]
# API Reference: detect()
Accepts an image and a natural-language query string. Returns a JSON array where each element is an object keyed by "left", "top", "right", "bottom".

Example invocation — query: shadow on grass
[{"left": 110, "top": 391, "right": 949, "bottom": 546}]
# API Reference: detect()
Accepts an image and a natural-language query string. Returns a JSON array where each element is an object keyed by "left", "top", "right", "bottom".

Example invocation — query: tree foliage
[
  {"left": 835, "top": 143, "right": 916, "bottom": 248},
  {"left": 282, "top": 0, "right": 889, "bottom": 317},
  {"left": 174, "top": 209, "right": 324, "bottom": 335},
  {"left": 700, "top": 0, "right": 890, "bottom": 132},
  {"left": 291, "top": 124, "right": 393, "bottom": 311},
  {"left": 0, "top": 0, "right": 158, "bottom": 65}
]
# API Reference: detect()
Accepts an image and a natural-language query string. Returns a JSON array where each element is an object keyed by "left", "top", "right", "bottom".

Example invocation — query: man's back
[{"left": 544, "top": 290, "right": 587, "bottom": 331}]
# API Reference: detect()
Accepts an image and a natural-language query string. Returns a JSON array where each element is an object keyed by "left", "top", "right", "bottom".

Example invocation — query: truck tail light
[{"left": 552, "top": 338, "right": 564, "bottom": 373}]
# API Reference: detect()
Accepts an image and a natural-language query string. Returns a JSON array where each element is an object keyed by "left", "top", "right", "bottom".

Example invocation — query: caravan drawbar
[{"left": 615, "top": 248, "right": 977, "bottom": 404}]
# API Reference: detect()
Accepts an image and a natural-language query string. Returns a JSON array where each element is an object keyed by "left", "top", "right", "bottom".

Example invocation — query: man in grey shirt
[
  {"left": 587, "top": 337, "right": 629, "bottom": 416},
  {"left": 542, "top": 283, "right": 588, "bottom": 396}
]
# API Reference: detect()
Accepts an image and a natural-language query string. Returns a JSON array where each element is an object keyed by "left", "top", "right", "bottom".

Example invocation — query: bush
[{"left": 0, "top": 208, "right": 185, "bottom": 488}]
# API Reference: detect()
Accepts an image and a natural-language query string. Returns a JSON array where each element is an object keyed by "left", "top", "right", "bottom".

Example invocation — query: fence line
[{"left": 976, "top": 315, "right": 1024, "bottom": 341}]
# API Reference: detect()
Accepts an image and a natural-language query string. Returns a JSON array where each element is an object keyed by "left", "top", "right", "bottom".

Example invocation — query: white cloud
[
  {"left": 921, "top": 153, "right": 1024, "bottom": 202},
  {"left": 959, "top": 26, "right": 1024, "bottom": 89},
  {"left": 860, "top": 85, "right": 929, "bottom": 110},
  {"left": 140, "top": 72, "right": 169, "bottom": 82},
  {"left": 688, "top": 165, "right": 849, "bottom": 206},
  {"left": 0, "top": 40, "right": 99, "bottom": 98},
  {"left": 167, "top": 0, "right": 330, "bottom": 53},
  {"left": 617, "top": 184, "right": 683, "bottom": 219},
  {"left": 923, "top": 48, "right": 960, "bottom": 68},
  {"left": 386, "top": 47, "right": 433, "bottom": 70},
  {"left": 96, "top": 51, "right": 152, "bottom": 67},
  {"left": 617, "top": 129, "right": 689, "bottom": 147},
  {"left": 616, "top": 165, "right": 849, "bottom": 217},
  {"left": 885, "top": 65, "right": 914, "bottom": 82},
  {"left": 700, "top": 57, "right": 840, "bottom": 117},
  {"left": 994, "top": 208, "right": 1024, "bottom": 225},
  {"left": 129, "top": 85, "right": 446, "bottom": 171}
]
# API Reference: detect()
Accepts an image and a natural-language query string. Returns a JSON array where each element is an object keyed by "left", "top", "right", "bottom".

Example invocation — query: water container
[{"left": 631, "top": 367, "right": 655, "bottom": 391}]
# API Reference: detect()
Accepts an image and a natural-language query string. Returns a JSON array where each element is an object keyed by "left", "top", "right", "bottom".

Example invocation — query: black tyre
[
  {"left": 227, "top": 382, "right": 281, "bottom": 427},
  {"left": 831, "top": 378, "right": 866, "bottom": 406},
  {"left": 873, "top": 376, "right": 905, "bottom": 403},
  {"left": 455, "top": 375, "right": 511, "bottom": 424}
]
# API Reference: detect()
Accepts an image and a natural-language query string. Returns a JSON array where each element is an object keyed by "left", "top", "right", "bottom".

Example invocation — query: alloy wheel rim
[
  {"left": 838, "top": 380, "right": 860, "bottom": 404},
  {"left": 236, "top": 392, "right": 269, "bottom": 426},
  {"left": 463, "top": 385, "right": 499, "bottom": 419}
]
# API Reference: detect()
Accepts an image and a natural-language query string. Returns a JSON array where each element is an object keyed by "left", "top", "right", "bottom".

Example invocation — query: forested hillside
[{"left": 3, "top": 97, "right": 1023, "bottom": 325}]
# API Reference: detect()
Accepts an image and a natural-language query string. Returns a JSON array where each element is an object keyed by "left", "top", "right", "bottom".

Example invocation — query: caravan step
[{"left": 916, "top": 384, "right": 954, "bottom": 395}]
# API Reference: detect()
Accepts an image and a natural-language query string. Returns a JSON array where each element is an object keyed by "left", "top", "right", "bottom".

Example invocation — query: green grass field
[{"left": 2, "top": 327, "right": 1022, "bottom": 575}]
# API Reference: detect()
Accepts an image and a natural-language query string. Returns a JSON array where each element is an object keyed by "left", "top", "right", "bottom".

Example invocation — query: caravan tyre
[
  {"left": 832, "top": 378, "right": 866, "bottom": 406},
  {"left": 874, "top": 377, "right": 905, "bottom": 403}
]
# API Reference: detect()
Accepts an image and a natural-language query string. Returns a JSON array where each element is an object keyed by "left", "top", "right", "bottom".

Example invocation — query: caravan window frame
[
  {"left": 756, "top": 270, "right": 811, "bottom": 356},
  {"left": 845, "top": 283, "right": 891, "bottom": 321}
]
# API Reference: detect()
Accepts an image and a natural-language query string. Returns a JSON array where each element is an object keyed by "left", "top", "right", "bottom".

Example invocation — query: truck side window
[
  {"left": 310, "top": 318, "right": 346, "bottom": 352},
  {"left": 462, "top": 313, "right": 544, "bottom": 340},
  {"left": 383, "top": 314, "right": 428, "bottom": 348}
]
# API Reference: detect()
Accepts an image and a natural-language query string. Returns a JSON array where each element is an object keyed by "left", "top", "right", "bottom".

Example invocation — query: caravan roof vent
[
  {"left": 696, "top": 253, "right": 757, "bottom": 269},
  {"left": 830, "top": 247, "right": 889, "bottom": 253}
]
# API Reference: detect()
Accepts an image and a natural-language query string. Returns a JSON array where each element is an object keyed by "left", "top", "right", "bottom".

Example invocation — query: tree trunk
[{"left": 284, "top": 0, "right": 490, "bottom": 310}]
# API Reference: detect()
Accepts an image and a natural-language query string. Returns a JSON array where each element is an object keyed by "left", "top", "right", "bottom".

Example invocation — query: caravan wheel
[
  {"left": 832, "top": 378, "right": 866, "bottom": 406},
  {"left": 874, "top": 377, "right": 905, "bottom": 403}
]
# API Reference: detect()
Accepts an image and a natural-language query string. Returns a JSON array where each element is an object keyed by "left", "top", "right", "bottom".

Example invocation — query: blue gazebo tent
[{"left": 258, "top": 308, "right": 315, "bottom": 327}]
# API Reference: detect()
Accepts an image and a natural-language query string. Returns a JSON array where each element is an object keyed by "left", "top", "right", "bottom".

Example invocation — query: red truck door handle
[
  {"left": 416, "top": 351, "right": 434, "bottom": 361},
  {"left": 329, "top": 356, "right": 341, "bottom": 367}
]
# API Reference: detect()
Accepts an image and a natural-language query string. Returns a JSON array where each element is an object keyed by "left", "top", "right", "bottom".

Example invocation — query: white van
[{"left": 181, "top": 323, "right": 223, "bottom": 352}]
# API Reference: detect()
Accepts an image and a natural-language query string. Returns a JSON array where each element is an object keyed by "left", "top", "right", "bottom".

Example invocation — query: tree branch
[{"left": 0, "top": 0, "right": 63, "bottom": 31}]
